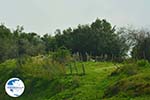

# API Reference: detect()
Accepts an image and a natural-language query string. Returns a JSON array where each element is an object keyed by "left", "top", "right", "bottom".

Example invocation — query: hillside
[{"left": 0, "top": 58, "right": 150, "bottom": 100}]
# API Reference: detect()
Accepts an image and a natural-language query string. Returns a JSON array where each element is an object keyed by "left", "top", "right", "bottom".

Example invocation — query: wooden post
[
  {"left": 74, "top": 62, "right": 78, "bottom": 74},
  {"left": 82, "top": 63, "right": 85, "bottom": 75}
]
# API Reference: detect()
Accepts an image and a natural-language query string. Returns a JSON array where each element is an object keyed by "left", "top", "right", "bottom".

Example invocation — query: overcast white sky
[{"left": 0, "top": 0, "right": 150, "bottom": 35}]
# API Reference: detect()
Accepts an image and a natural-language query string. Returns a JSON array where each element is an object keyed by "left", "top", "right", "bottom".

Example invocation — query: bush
[
  {"left": 111, "top": 63, "right": 138, "bottom": 76},
  {"left": 20, "top": 55, "right": 68, "bottom": 80},
  {"left": 104, "top": 74, "right": 150, "bottom": 98},
  {"left": 137, "top": 59, "right": 149, "bottom": 67},
  {"left": 123, "top": 58, "right": 136, "bottom": 64},
  {"left": 51, "top": 48, "right": 71, "bottom": 64}
]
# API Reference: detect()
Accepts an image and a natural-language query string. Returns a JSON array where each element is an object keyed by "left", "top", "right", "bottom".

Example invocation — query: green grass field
[{"left": 0, "top": 59, "right": 150, "bottom": 100}]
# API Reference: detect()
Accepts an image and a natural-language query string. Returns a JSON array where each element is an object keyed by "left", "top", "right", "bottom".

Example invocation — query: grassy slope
[
  {"left": 49, "top": 62, "right": 115, "bottom": 100},
  {"left": 0, "top": 60, "right": 150, "bottom": 100}
]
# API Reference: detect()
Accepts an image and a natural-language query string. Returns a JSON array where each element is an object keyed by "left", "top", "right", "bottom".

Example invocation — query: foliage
[
  {"left": 1, "top": 19, "right": 150, "bottom": 100},
  {"left": 137, "top": 59, "right": 149, "bottom": 67},
  {"left": 0, "top": 59, "right": 150, "bottom": 100},
  {"left": 0, "top": 19, "right": 129, "bottom": 63},
  {"left": 51, "top": 47, "right": 71, "bottom": 64},
  {"left": 0, "top": 24, "right": 45, "bottom": 63},
  {"left": 117, "top": 26, "right": 150, "bottom": 61},
  {"left": 104, "top": 73, "right": 150, "bottom": 99},
  {"left": 104, "top": 61, "right": 150, "bottom": 99},
  {"left": 54, "top": 19, "right": 129, "bottom": 61},
  {"left": 111, "top": 63, "right": 139, "bottom": 76},
  {"left": 132, "top": 36, "right": 150, "bottom": 61}
]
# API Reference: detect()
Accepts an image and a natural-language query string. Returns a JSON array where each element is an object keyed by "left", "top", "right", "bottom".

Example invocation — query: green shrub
[
  {"left": 51, "top": 48, "right": 71, "bottom": 64},
  {"left": 111, "top": 63, "right": 138, "bottom": 76},
  {"left": 137, "top": 59, "right": 149, "bottom": 67},
  {"left": 123, "top": 58, "right": 136, "bottom": 64},
  {"left": 104, "top": 74, "right": 150, "bottom": 98},
  {"left": 20, "top": 55, "right": 67, "bottom": 80}
]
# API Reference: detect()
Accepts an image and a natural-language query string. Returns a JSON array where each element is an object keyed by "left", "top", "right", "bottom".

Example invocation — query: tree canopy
[{"left": 3, "top": 18, "right": 150, "bottom": 62}]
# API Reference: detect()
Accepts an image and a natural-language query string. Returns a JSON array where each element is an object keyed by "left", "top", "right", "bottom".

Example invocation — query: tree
[
  {"left": 41, "top": 34, "right": 57, "bottom": 52},
  {"left": 117, "top": 26, "right": 150, "bottom": 61},
  {"left": 53, "top": 18, "right": 129, "bottom": 61},
  {"left": 131, "top": 31, "right": 150, "bottom": 61},
  {"left": 0, "top": 24, "right": 15, "bottom": 62},
  {"left": 0, "top": 25, "right": 46, "bottom": 62}
]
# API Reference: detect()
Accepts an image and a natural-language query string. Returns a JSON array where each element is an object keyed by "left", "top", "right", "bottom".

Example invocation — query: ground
[{"left": 0, "top": 60, "right": 150, "bottom": 100}]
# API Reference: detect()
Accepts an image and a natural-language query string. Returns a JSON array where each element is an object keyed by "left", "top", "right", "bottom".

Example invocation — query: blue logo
[{"left": 5, "top": 78, "right": 25, "bottom": 97}]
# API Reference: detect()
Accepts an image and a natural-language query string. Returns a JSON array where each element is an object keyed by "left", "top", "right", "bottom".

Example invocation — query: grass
[
  {"left": 103, "top": 60, "right": 150, "bottom": 100},
  {"left": 51, "top": 62, "right": 116, "bottom": 100},
  {"left": 0, "top": 58, "right": 150, "bottom": 100}
]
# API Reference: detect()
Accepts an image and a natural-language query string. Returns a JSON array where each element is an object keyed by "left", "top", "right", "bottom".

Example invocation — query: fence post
[
  {"left": 74, "top": 62, "right": 78, "bottom": 74},
  {"left": 82, "top": 63, "right": 85, "bottom": 75}
]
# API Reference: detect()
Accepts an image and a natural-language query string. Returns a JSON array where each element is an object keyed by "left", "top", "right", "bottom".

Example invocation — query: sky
[{"left": 0, "top": 0, "right": 150, "bottom": 35}]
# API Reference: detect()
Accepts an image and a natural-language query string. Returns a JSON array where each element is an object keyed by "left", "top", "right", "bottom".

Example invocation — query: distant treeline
[{"left": 0, "top": 18, "right": 150, "bottom": 62}]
